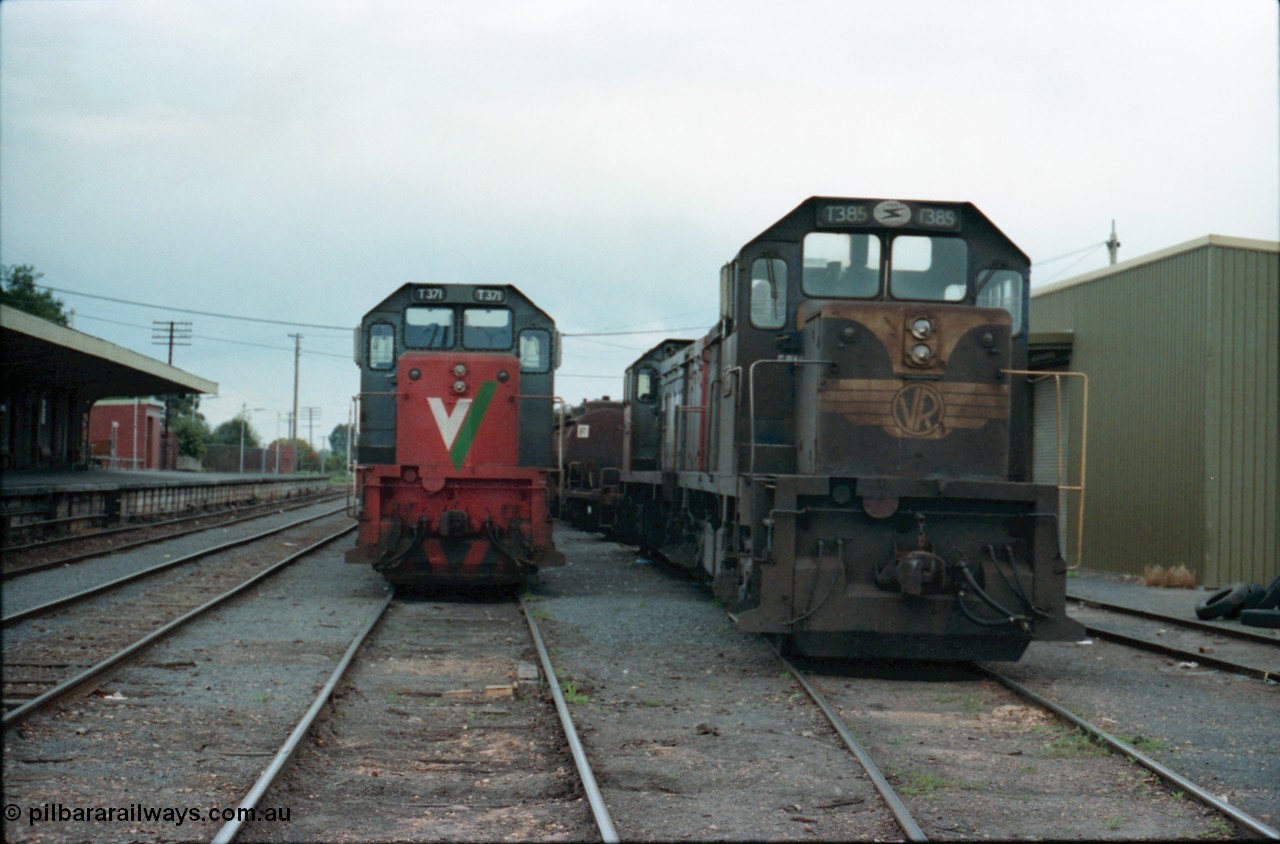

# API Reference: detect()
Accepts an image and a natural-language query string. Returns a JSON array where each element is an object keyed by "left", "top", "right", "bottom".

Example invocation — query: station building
[
  {"left": 87, "top": 399, "right": 168, "bottom": 470},
  {"left": 1029, "top": 235, "right": 1278, "bottom": 587},
  {"left": 0, "top": 304, "right": 216, "bottom": 470}
]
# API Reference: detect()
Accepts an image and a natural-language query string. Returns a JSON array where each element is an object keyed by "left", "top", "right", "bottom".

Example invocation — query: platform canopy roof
[{"left": 1, "top": 305, "right": 218, "bottom": 399}]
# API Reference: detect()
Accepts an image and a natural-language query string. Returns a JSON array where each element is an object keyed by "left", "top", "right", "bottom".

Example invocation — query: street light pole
[{"left": 238, "top": 404, "right": 266, "bottom": 474}]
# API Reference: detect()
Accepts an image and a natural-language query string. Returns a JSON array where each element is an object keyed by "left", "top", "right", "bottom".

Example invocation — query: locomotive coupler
[
  {"left": 875, "top": 513, "right": 949, "bottom": 596},
  {"left": 876, "top": 546, "right": 948, "bottom": 596},
  {"left": 439, "top": 509, "right": 470, "bottom": 537}
]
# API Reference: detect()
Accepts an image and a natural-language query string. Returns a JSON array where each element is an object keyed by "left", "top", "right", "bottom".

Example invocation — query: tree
[
  {"left": 328, "top": 423, "right": 351, "bottom": 458},
  {"left": 166, "top": 394, "right": 211, "bottom": 457},
  {"left": 211, "top": 416, "right": 261, "bottom": 448},
  {"left": 2, "top": 265, "right": 69, "bottom": 325},
  {"left": 171, "top": 414, "right": 212, "bottom": 458}
]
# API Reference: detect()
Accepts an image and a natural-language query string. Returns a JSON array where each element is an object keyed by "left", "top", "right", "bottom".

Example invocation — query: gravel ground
[
  {"left": 243, "top": 595, "right": 590, "bottom": 842},
  {"left": 533, "top": 525, "right": 903, "bottom": 841},
  {"left": 1001, "top": 635, "right": 1279, "bottom": 830},
  {"left": 539, "top": 525, "right": 1276, "bottom": 840},
  {"left": 4, "top": 518, "right": 1273, "bottom": 842},
  {"left": 3, "top": 524, "right": 388, "bottom": 843}
]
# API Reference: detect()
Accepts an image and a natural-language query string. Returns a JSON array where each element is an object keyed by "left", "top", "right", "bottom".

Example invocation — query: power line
[
  {"left": 1033, "top": 244, "right": 1106, "bottom": 286},
  {"left": 72, "top": 313, "right": 350, "bottom": 358},
  {"left": 38, "top": 284, "right": 352, "bottom": 331},
  {"left": 561, "top": 326, "right": 705, "bottom": 337},
  {"left": 1031, "top": 241, "right": 1107, "bottom": 267}
]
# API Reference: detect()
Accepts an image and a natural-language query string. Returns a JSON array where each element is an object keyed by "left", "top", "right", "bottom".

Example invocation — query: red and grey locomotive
[
  {"left": 615, "top": 197, "right": 1084, "bottom": 660},
  {"left": 551, "top": 398, "right": 626, "bottom": 533},
  {"left": 347, "top": 283, "right": 563, "bottom": 586}
]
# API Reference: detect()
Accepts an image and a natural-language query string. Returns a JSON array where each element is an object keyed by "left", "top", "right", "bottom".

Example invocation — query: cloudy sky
[{"left": 2, "top": 0, "right": 1276, "bottom": 442}]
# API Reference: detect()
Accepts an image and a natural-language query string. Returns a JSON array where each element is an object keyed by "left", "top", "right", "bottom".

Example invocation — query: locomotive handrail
[
  {"left": 512, "top": 393, "right": 567, "bottom": 505},
  {"left": 346, "top": 396, "right": 360, "bottom": 519},
  {"left": 1001, "top": 369, "right": 1089, "bottom": 570},
  {"left": 747, "top": 357, "right": 834, "bottom": 480}
]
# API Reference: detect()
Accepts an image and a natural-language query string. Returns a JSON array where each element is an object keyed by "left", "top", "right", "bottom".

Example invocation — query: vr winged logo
[{"left": 426, "top": 381, "right": 497, "bottom": 469}]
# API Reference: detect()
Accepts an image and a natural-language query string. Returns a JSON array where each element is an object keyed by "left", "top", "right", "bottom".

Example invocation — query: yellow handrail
[{"left": 1002, "top": 369, "right": 1089, "bottom": 570}]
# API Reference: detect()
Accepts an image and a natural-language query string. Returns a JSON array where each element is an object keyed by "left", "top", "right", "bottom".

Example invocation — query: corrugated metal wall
[
  {"left": 1030, "top": 238, "right": 1278, "bottom": 585},
  {"left": 1203, "top": 246, "right": 1280, "bottom": 584}
]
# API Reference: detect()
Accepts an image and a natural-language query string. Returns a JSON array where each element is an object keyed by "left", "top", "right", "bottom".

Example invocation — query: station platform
[{"left": 0, "top": 469, "right": 333, "bottom": 545}]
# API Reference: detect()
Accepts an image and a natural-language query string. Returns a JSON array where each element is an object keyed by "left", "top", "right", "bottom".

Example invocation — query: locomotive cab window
[
  {"left": 749, "top": 257, "right": 788, "bottom": 329},
  {"left": 368, "top": 323, "right": 396, "bottom": 370},
  {"left": 519, "top": 329, "right": 551, "bottom": 373},
  {"left": 889, "top": 236, "right": 968, "bottom": 302},
  {"left": 635, "top": 367, "right": 657, "bottom": 403},
  {"left": 977, "top": 268, "right": 1026, "bottom": 329},
  {"left": 405, "top": 307, "right": 454, "bottom": 349},
  {"left": 463, "top": 307, "right": 513, "bottom": 350},
  {"left": 802, "top": 233, "right": 880, "bottom": 298}
]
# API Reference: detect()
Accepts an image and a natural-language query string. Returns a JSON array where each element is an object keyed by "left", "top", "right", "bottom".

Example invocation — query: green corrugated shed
[{"left": 1030, "top": 235, "right": 1278, "bottom": 586}]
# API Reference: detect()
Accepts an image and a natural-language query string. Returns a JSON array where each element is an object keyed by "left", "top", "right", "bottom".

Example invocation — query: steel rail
[
  {"left": 519, "top": 597, "right": 619, "bottom": 843},
  {"left": 211, "top": 589, "right": 394, "bottom": 844},
  {"left": 1080, "top": 623, "right": 1277, "bottom": 683},
  {"left": 1, "top": 524, "right": 356, "bottom": 730},
  {"left": 1, "top": 506, "right": 348, "bottom": 626},
  {"left": 977, "top": 664, "right": 1280, "bottom": 840},
  {"left": 2, "top": 493, "right": 346, "bottom": 579},
  {"left": 776, "top": 648, "right": 928, "bottom": 842},
  {"left": 2, "top": 490, "right": 341, "bottom": 555},
  {"left": 1067, "top": 595, "right": 1280, "bottom": 646}
]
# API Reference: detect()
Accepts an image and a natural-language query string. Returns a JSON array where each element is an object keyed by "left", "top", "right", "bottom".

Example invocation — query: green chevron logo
[{"left": 426, "top": 381, "right": 498, "bottom": 470}]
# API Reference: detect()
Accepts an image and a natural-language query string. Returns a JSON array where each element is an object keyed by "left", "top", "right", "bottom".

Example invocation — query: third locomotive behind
[{"left": 613, "top": 197, "right": 1084, "bottom": 661}]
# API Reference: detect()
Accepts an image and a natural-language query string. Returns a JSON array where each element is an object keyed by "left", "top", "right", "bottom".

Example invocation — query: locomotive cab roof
[{"left": 735, "top": 196, "right": 1030, "bottom": 267}]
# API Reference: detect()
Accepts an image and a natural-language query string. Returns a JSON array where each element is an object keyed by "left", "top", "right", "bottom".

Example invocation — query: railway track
[
  {"left": 2, "top": 516, "right": 355, "bottom": 725},
  {"left": 1, "top": 490, "right": 347, "bottom": 579},
  {"left": 1, "top": 505, "right": 348, "bottom": 626},
  {"left": 1067, "top": 596, "right": 1279, "bottom": 682},
  {"left": 2, "top": 524, "right": 388, "bottom": 843},
  {"left": 215, "top": 592, "right": 616, "bottom": 842},
  {"left": 782, "top": 653, "right": 1279, "bottom": 841}
]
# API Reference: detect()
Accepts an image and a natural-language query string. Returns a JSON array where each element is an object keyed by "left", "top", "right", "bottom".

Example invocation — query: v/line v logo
[{"left": 426, "top": 381, "right": 498, "bottom": 470}]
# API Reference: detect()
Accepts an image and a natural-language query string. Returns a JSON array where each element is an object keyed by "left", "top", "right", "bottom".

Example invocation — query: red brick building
[{"left": 88, "top": 399, "right": 168, "bottom": 470}]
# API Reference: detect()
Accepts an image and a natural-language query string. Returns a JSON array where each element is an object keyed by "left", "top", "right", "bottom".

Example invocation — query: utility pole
[
  {"left": 288, "top": 333, "right": 302, "bottom": 447},
  {"left": 303, "top": 406, "right": 321, "bottom": 473},
  {"left": 152, "top": 320, "right": 192, "bottom": 365},
  {"left": 1106, "top": 220, "right": 1121, "bottom": 265},
  {"left": 152, "top": 321, "right": 192, "bottom": 470}
]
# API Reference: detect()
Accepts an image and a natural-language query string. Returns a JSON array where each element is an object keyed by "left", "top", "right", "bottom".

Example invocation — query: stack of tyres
[{"left": 1194, "top": 575, "right": 1280, "bottom": 628}]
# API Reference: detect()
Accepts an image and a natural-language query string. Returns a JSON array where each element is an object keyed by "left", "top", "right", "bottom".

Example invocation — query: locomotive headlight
[
  {"left": 979, "top": 331, "right": 996, "bottom": 348},
  {"left": 453, "top": 380, "right": 467, "bottom": 394},
  {"left": 453, "top": 364, "right": 468, "bottom": 377},
  {"left": 910, "top": 317, "right": 933, "bottom": 340},
  {"left": 909, "top": 343, "right": 934, "bottom": 366}
]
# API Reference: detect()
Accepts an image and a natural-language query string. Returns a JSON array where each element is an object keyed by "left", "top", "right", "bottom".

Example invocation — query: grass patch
[
  {"left": 1200, "top": 819, "right": 1235, "bottom": 839},
  {"left": 1043, "top": 728, "right": 1108, "bottom": 758},
  {"left": 561, "top": 681, "right": 589, "bottom": 705},
  {"left": 1122, "top": 734, "right": 1168, "bottom": 753}
]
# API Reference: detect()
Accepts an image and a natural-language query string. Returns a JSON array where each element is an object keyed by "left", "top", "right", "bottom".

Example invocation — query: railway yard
[{"left": 1, "top": 503, "right": 1276, "bottom": 842}]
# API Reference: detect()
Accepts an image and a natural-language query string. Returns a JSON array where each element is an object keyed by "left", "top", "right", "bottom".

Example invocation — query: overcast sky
[{"left": 2, "top": 0, "right": 1276, "bottom": 442}]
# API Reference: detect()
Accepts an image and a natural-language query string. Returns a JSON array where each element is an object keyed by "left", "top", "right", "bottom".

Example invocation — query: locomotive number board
[
  {"left": 473, "top": 288, "right": 507, "bottom": 304},
  {"left": 413, "top": 286, "right": 446, "bottom": 302},
  {"left": 817, "top": 200, "right": 962, "bottom": 232}
]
